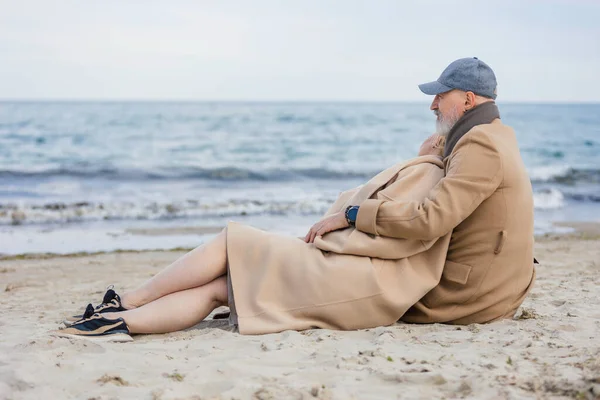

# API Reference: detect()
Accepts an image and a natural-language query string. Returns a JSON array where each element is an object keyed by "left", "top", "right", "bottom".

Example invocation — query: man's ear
[{"left": 464, "top": 91, "right": 476, "bottom": 111}]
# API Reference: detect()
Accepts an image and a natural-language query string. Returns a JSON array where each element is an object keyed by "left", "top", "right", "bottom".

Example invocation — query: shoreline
[{"left": 2, "top": 221, "right": 600, "bottom": 261}]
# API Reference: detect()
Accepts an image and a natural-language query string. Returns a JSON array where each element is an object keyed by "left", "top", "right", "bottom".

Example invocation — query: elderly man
[{"left": 308, "top": 57, "right": 536, "bottom": 324}]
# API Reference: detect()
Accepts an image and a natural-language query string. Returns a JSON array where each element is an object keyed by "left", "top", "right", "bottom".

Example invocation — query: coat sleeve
[
  {"left": 355, "top": 129, "right": 503, "bottom": 240},
  {"left": 315, "top": 163, "right": 444, "bottom": 259}
]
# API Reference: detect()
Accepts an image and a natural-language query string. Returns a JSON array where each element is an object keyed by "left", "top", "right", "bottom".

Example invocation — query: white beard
[{"left": 434, "top": 106, "right": 462, "bottom": 136}]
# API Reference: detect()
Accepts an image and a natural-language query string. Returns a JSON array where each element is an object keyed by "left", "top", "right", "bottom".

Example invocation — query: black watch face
[{"left": 348, "top": 207, "right": 358, "bottom": 222}]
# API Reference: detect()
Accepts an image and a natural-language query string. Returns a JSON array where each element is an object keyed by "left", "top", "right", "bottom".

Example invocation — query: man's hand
[{"left": 304, "top": 211, "right": 349, "bottom": 243}]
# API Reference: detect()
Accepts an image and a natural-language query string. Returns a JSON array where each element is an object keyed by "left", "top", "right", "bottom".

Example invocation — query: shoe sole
[{"left": 49, "top": 330, "right": 134, "bottom": 343}]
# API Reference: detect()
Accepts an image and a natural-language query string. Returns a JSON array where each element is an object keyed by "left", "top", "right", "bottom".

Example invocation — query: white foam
[
  {"left": 533, "top": 188, "right": 565, "bottom": 210},
  {"left": 0, "top": 197, "right": 335, "bottom": 226},
  {"left": 528, "top": 165, "right": 571, "bottom": 181}
]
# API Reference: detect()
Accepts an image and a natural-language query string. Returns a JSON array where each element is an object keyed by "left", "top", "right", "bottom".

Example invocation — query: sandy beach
[{"left": 1, "top": 230, "right": 599, "bottom": 400}]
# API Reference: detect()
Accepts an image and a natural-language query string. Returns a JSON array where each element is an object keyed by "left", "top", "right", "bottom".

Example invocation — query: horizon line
[{"left": 1, "top": 99, "right": 599, "bottom": 105}]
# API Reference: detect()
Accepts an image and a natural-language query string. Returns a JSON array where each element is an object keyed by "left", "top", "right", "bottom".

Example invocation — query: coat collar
[{"left": 443, "top": 101, "right": 500, "bottom": 158}]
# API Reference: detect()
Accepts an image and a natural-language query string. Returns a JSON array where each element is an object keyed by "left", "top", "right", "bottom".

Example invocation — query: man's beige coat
[
  {"left": 357, "top": 119, "right": 535, "bottom": 324},
  {"left": 226, "top": 155, "right": 451, "bottom": 335}
]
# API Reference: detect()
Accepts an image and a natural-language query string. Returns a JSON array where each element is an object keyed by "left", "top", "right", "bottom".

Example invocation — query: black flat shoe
[{"left": 63, "top": 287, "right": 127, "bottom": 326}]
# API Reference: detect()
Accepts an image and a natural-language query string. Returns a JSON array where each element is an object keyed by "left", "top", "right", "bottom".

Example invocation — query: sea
[{"left": 1, "top": 101, "right": 599, "bottom": 255}]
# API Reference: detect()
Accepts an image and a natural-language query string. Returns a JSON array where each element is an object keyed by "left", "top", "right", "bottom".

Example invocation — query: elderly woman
[{"left": 58, "top": 135, "right": 449, "bottom": 341}]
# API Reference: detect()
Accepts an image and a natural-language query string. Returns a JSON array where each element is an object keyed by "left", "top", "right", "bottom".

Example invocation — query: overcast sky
[{"left": 1, "top": 0, "right": 599, "bottom": 102}]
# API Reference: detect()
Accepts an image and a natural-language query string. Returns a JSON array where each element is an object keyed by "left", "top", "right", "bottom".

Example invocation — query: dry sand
[{"left": 1, "top": 233, "right": 599, "bottom": 399}]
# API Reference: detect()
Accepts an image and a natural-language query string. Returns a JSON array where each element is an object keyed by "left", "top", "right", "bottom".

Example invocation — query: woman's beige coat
[{"left": 226, "top": 155, "right": 451, "bottom": 335}]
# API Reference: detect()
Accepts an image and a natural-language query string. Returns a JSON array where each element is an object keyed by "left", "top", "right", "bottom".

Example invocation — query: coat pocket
[
  {"left": 442, "top": 260, "right": 472, "bottom": 285},
  {"left": 494, "top": 230, "right": 507, "bottom": 254},
  {"left": 419, "top": 260, "right": 473, "bottom": 309}
]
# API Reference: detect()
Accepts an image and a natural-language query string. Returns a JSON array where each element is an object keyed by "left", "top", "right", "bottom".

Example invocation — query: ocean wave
[
  {"left": 4, "top": 187, "right": 598, "bottom": 226},
  {"left": 533, "top": 188, "right": 566, "bottom": 210},
  {"left": 2, "top": 164, "right": 600, "bottom": 184},
  {"left": 0, "top": 198, "right": 335, "bottom": 226},
  {"left": 0, "top": 166, "right": 373, "bottom": 182},
  {"left": 529, "top": 166, "right": 600, "bottom": 184},
  {"left": 528, "top": 165, "right": 571, "bottom": 182}
]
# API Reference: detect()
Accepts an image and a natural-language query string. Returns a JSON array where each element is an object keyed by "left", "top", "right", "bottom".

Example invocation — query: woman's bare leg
[
  {"left": 120, "top": 228, "right": 228, "bottom": 309},
  {"left": 104, "top": 276, "right": 228, "bottom": 334}
]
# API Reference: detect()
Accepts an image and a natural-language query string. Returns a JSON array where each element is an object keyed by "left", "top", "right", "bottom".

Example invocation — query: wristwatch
[{"left": 345, "top": 205, "right": 359, "bottom": 227}]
